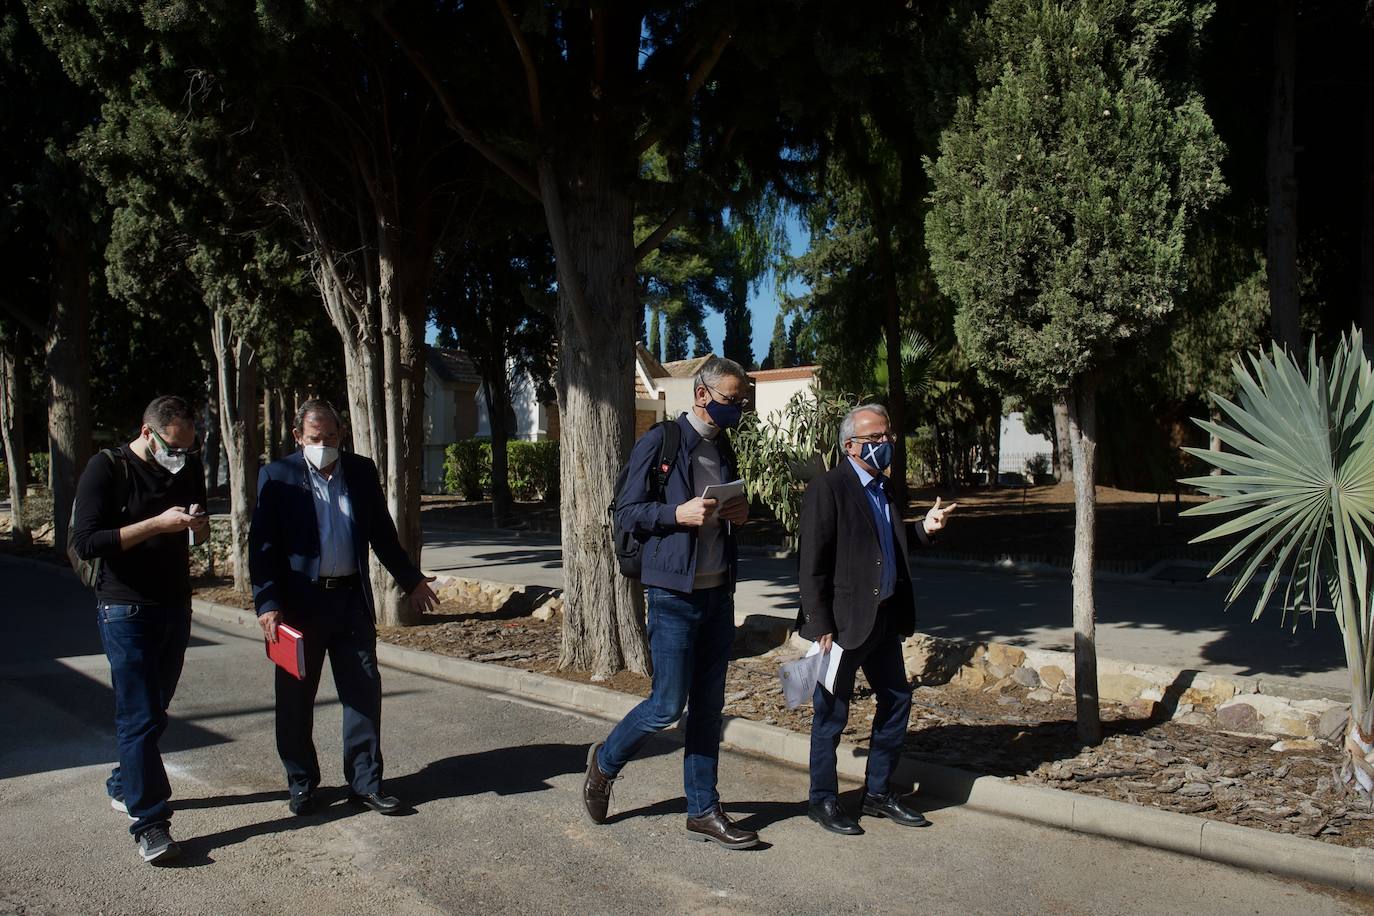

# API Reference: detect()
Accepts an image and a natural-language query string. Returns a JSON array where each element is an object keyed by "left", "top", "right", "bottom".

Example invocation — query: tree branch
[
  {"left": 377, "top": 11, "right": 541, "bottom": 200},
  {"left": 634, "top": 124, "right": 737, "bottom": 264},
  {"left": 634, "top": 26, "right": 732, "bottom": 156},
  {"left": 496, "top": 0, "right": 544, "bottom": 132}
]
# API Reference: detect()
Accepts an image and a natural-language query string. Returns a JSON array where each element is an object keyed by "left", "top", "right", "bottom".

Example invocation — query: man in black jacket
[
  {"left": 70, "top": 395, "right": 209, "bottom": 864},
  {"left": 250, "top": 399, "right": 438, "bottom": 817},
  {"left": 797, "top": 403, "right": 956, "bottom": 835}
]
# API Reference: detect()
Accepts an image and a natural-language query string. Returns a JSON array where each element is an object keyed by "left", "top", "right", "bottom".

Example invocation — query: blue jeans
[
  {"left": 808, "top": 617, "right": 912, "bottom": 804},
  {"left": 97, "top": 602, "right": 192, "bottom": 836},
  {"left": 598, "top": 585, "right": 735, "bottom": 817}
]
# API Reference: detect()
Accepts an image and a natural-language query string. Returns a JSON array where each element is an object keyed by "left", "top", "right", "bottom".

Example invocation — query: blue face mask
[
  {"left": 705, "top": 399, "right": 743, "bottom": 430},
  {"left": 860, "top": 441, "right": 893, "bottom": 472}
]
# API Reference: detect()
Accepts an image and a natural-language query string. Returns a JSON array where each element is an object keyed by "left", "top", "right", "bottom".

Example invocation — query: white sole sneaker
[{"left": 111, "top": 797, "right": 137, "bottom": 823}]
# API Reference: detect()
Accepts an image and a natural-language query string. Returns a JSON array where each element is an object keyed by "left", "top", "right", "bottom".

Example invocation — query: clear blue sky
[{"left": 426, "top": 212, "right": 811, "bottom": 363}]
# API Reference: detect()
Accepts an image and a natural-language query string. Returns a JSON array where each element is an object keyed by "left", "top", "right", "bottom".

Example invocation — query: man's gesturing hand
[
  {"left": 922, "top": 496, "right": 958, "bottom": 535},
  {"left": 259, "top": 610, "right": 282, "bottom": 643},
  {"left": 409, "top": 576, "right": 440, "bottom": 614},
  {"left": 675, "top": 497, "right": 718, "bottom": 527}
]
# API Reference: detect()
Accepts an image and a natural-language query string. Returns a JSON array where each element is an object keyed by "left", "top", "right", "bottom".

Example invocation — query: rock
[
  {"left": 1176, "top": 712, "right": 1211, "bottom": 727},
  {"left": 1097, "top": 673, "right": 1151, "bottom": 704},
  {"left": 987, "top": 644, "right": 1027, "bottom": 669},
  {"left": 1039, "top": 665, "right": 1065, "bottom": 690},
  {"left": 1270, "top": 739, "right": 1324, "bottom": 753},
  {"left": 1178, "top": 782, "right": 1212, "bottom": 797},
  {"left": 1216, "top": 701, "right": 1261, "bottom": 733},
  {"left": 1318, "top": 706, "right": 1350, "bottom": 743},
  {"left": 996, "top": 694, "right": 1021, "bottom": 707},
  {"left": 986, "top": 662, "right": 1012, "bottom": 681},
  {"left": 531, "top": 603, "right": 558, "bottom": 622},
  {"left": 1266, "top": 716, "right": 1313, "bottom": 738},
  {"left": 1027, "top": 687, "right": 1056, "bottom": 703},
  {"left": 1011, "top": 666, "right": 1041, "bottom": 688},
  {"left": 1056, "top": 676, "right": 1075, "bottom": 696},
  {"left": 951, "top": 667, "right": 986, "bottom": 690},
  {"left": 1139, "top": 686, "right": 1165, "bottom": 703}
]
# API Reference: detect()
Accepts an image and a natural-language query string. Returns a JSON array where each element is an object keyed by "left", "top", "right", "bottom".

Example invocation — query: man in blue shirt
[
  {"left": 250, "top": 400, "right": 438, "bottom": 816},
  {"left": 797, "top": 404, "right": 956, "bottom": 835}
]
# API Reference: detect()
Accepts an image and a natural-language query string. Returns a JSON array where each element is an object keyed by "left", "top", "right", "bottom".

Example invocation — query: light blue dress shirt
[
  {"left": 307, "top": 462, "right": 357, "bottom": 578},
  {"left": 847, "top": 456, "right": 896, "bottom": 601}
]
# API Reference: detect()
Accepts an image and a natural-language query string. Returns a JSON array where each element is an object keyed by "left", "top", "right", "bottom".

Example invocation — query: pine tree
[
  {"left": 925, "top": 0, "right": 1224, "bottom": 744},
  {"left": 764, "top": 312, "right": 787, "bottom": 370}
]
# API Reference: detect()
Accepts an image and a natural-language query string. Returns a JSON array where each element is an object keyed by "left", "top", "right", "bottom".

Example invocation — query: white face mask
[
  {"left": 303, "top": 444, "right": 340, "bottom": 470},
  {"left": 151, "top": 447, "right": 186, "bottom": 475}
]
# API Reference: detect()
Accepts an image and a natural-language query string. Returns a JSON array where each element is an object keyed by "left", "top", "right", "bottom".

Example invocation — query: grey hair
[
  {"left": 293, "top": 398, "right": 344, "bottom": 432},
  {"left": 838, "top": 403, "right": 890, "bottom": 450},
  {"left": 694, "top": 356, "right": 750, "bottom": 394}
]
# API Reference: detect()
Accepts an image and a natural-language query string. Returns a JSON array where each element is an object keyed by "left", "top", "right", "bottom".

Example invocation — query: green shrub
[
  {"left": 508, "top": 440, "right": 560, "bottom": 502},
  {"left": 443, "top": 440, "right": 491, "bottom": 500},
  {"left": 28, "top": 452, "right": 48, "bottom": 487}
]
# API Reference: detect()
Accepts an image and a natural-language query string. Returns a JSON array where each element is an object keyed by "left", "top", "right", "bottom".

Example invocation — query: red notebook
[{"left": 265, "top": 623, "right": 307, "bottom": 680}]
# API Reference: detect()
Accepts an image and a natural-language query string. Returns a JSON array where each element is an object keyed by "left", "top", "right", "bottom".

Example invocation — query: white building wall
[
  {"left": 754, "top": 376, "right": 817, "bottom": 426},
  {"left": 998, "top": 411, "right": 1054, "bottom": 474}
]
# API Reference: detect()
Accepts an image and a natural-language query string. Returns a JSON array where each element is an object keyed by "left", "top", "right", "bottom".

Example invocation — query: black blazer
[
  {"left": 249, "top": 450, "right": 424, "bottom": 622},
  {"left": 796, "top": 461, "right": 919, "bottom": 649}
]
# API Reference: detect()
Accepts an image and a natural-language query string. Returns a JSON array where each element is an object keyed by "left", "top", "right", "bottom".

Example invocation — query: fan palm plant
[{"left": 1180, "top": 330, "right": 1374, "bottom": 796}]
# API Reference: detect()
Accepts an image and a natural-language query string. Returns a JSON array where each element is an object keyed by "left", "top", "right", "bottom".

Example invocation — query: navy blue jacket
[
  {"left": 615, "top": 413, "right": 739, "bottom": 594},
  {"left": 249, "top": 450, "right": 424, "bottom": 621}
]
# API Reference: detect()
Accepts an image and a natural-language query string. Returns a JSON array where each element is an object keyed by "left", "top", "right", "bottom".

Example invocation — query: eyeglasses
[
  {"left": 151, "top": 427, "right": 202, "bottom": 458},
  {"left": 705, "top": 383, "right": 751, "bottom": 410},
  {"left": 850, "top": 433, "right": 893, "bottom": 444}
]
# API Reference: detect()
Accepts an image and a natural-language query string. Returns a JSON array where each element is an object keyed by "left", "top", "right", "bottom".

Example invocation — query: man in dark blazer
[
  {"left": 797, "top": 403, "right": 956, "bottom": 835},
  {"left": 250, "top": 399, "right": 438, "bottom": 816}
]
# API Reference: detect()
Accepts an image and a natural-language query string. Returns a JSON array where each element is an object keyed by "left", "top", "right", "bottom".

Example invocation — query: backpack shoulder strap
[{"left": 651, "top": 419, "right": 681, "bottom": 493}]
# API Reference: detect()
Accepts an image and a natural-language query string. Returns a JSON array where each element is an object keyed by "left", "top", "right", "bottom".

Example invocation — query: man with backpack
[
  {"left": 69, "top": 395, "right": 208, "bottom": 864},
  {"left": 583, "top": 356, "right": 758, "bottom": 849}
]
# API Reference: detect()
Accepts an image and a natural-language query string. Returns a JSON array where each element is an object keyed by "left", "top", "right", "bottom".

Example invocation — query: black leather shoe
[
  {"left": 288, "top": 792, "right": 315, "bottom": 816},
  {"left": 807, "top": 798, "right": 863, "bottom": 835},
  {"left": 685, "top": 806, "right": 760, "bottom": 849},
  {"left": 349, "top": 791, "right": 404, "bottom": 815},
  {"left": 862, "top": 792, "right": 931, "bottom": 827}
]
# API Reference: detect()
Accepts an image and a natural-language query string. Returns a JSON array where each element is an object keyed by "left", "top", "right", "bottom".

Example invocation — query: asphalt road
[
  {"left": 419, "top": 527, "right": 1349, "bottom": 694},
  {"left": 2, "top": 555, "right": 1370, "bottom": 915}
]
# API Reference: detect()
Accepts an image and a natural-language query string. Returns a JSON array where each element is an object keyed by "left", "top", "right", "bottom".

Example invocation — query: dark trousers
[
  {"left": 275, "top": 586, "right": 383, "bottom": 798},
  {"left": 808, "top": 612, "right": 912, "bottom": 804},
  {"left": 598, "top": 584, "right": 735, "bottom": 817},
  {"left": 97, "top": 602, "right": 192, "bottom": 836}
]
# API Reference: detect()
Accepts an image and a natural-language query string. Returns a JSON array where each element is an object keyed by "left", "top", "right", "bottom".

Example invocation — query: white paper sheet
[{"left": 804, "top": 639, "right": 844, "bottom": 693}]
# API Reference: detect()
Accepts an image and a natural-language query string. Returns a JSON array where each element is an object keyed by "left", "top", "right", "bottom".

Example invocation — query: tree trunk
[
  {"left": 984, "top": 406, "right": 1001, "bottom": 488},
  {"left": 1266, "top": 0, "right": 1300, "bottom": 351},
  {"left": 372, "top": 205, "right": 432, "bottom": 628},
  {"left": 202, "top": 353, "right": 222, "bottom": 497},
  {"left": 485, "top": 358, "right": 515, "bottom": 526},
  {"left": 275, "top": 388, "right": 291, "bottom": 458},
  {"left": 47, "top": 229, "right": 92, "bottom": 559},
  {"left": 1208, "top": 403, "right": 1225, "bottom": 477},
  {"left": 210, "top": 306, "right": 260, "bottom": 596},
  {"left": 1067, "top": 382, "right": 1101, "bottom": 746},
  {"left": 1052, "top": 396, "right": 1074, "bottom": 484},
  {"left": 0, "top": 327, "right": 30, "bottom": 545},
  {"left": 548, "top": 154, "right": 651, "bottom": 677},
  {"left": 874, "top": 215, "right": 909, "bottom": 511},
  {"left": 262, "top": 386, "right": 277, "bottom": 461}
]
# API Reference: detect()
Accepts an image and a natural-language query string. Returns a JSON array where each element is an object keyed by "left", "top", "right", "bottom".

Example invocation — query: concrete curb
[{"left": 184, "top": 594, "right": 1374, "bottom": 897}]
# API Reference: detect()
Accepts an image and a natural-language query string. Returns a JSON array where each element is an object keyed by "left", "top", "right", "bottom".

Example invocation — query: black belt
[{"left": 318, "top": 574, "right": 360, "bottom": 590}]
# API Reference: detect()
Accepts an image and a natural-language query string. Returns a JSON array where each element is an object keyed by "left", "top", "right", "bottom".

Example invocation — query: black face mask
[{"left": 705, "top": 399, "right": 743, "bottom": 430}]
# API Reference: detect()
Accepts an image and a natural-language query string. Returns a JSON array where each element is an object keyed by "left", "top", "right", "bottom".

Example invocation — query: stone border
[{"left": 185, "top": 593, "right": 1374, "bottom": 897}]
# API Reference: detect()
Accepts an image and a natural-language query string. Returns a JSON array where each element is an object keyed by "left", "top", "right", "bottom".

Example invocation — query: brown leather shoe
[
  {"left": 583, "top": 742, "right": 616, "bottom": 824},
  {"left": 685, "top": 805, "right": 760, "bottom": 849}
]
